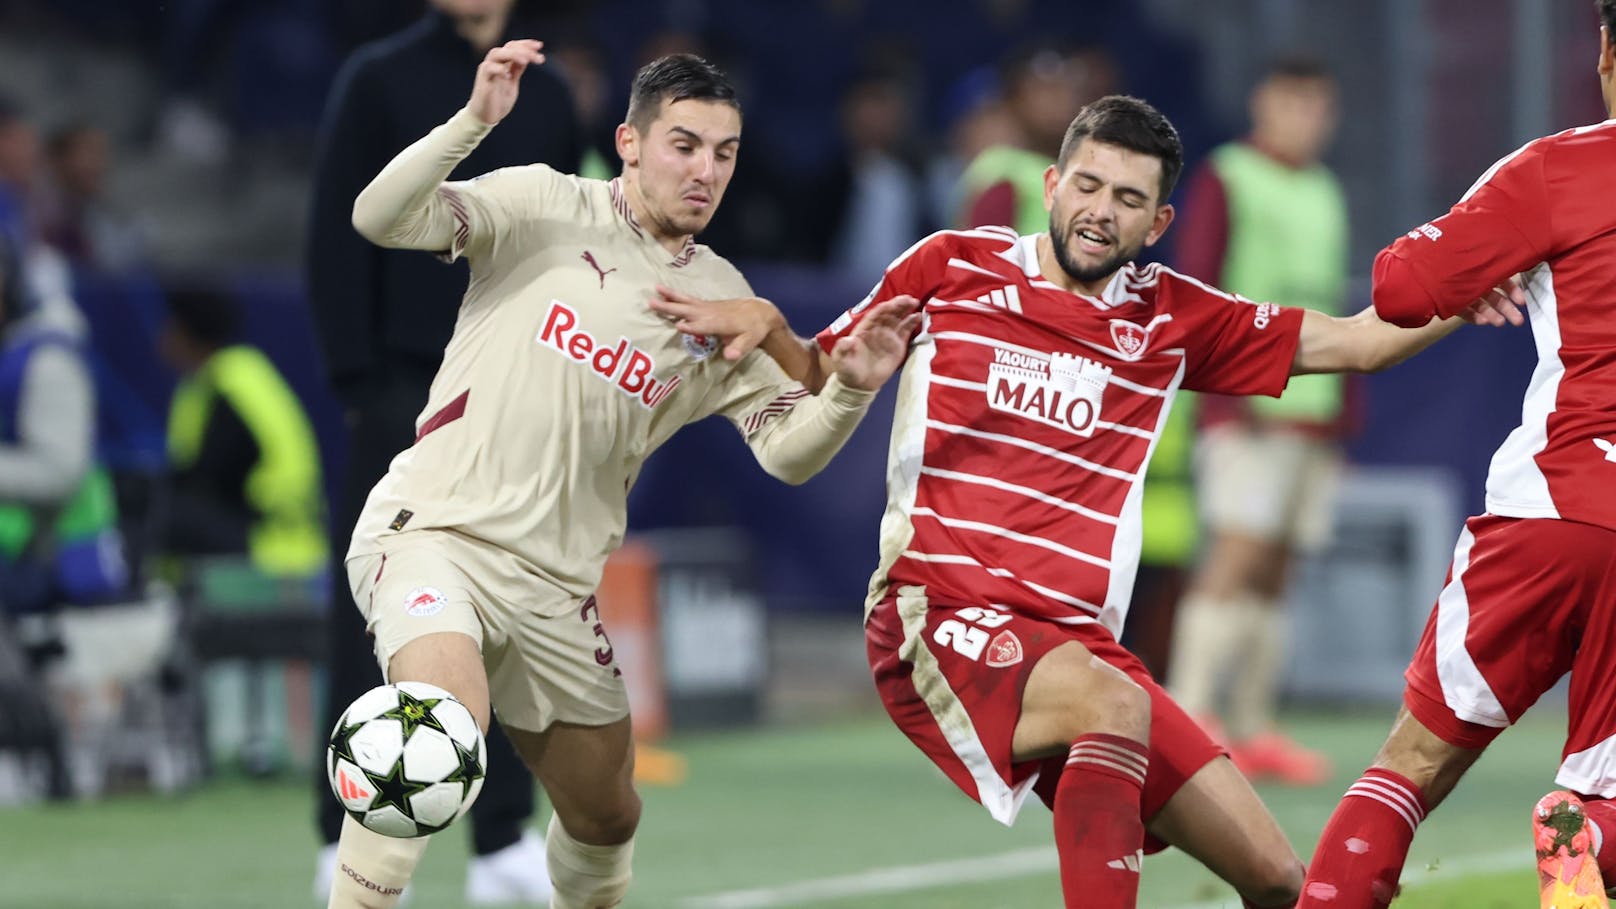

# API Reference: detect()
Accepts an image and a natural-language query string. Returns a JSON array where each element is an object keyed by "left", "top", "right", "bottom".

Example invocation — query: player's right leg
[
  {"left": 1014, "top": 638, "right": 1154, "bottom": 909},
  {"left": 327, "top": 543, "right": 493, "bottom": 909}
]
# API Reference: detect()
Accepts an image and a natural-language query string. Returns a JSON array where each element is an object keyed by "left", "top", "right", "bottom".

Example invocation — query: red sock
[
  {"left": 1298, "top": 768, "right": 1429, "bottom": 908},
  {"left": 1055, "top": 733, "right": 1149, "bottom": 909},
  {"left": 1581, "top": 796, "right": 1616, "bottom": 881}
]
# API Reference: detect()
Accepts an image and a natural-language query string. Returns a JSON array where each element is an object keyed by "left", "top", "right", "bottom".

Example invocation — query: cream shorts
[
  {"left": 1197, "top": 426, "right": 1342, "bottom": 551},
  {"left": 346, "top": 529, "right": 629, "bottom": 733}
]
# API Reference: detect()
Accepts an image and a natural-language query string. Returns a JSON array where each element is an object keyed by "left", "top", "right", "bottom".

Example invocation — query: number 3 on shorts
[{"left": 934, "top": 606, "right": 1012, "bottom": 661}]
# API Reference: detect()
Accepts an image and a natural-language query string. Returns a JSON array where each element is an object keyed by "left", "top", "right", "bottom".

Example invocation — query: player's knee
[
  {"left": 566, "top": 792, "right": 642, "bottom": 845},
  {"left": 1081, "top": 669, "right": 1151, "bottom": 741},
  {"left": 1240, "top": 855, "right": 1304, "bottom": 907}
]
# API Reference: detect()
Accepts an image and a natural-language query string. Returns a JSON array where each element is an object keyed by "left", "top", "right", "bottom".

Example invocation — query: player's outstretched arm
[
  {"left": 651, "top": 288, "right": 919, "bottom": 393},
  {"left": 351, "top": 40, "right": 545, "bottom": 252},
  {"left": 1290, "top": 280, "right": 1525, "bottom": 375}
]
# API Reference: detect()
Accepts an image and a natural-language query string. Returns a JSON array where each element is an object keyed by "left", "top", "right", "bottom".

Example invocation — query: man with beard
[{"left": 652, "top": 95, "right": 1518, "bottom": 908}]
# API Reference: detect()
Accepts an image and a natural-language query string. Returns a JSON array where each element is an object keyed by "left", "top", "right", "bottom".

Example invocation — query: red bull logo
[
  {"left": 404, "top": 586, "right": 447, "bottom": 618},
  {"left": 538, "top": 301, "right": 683, "bottom": 409}
]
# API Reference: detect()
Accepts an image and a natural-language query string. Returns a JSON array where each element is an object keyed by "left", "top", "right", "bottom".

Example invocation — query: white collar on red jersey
[{"left": 1011, "top": 233, "right": 1131, "bottom": 311}]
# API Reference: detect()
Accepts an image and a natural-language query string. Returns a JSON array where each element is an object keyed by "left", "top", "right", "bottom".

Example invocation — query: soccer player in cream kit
[{"left": 325, "top": 41, "right": 916, "bottom": 909}]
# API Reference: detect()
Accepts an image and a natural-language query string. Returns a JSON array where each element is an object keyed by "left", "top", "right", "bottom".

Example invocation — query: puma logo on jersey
[
  {"left": 987, "top": 347, "right": 1109, "bottom": 437},
  {"left": 1106, "top": 851, "right": 1143, "bottom": 873},
  {"left": 582, "top": 251, "right": 617, "bottom": 289},
  {"left": 976, "top": 284, "right": 1023, "bottom": 313},
  {"left": 538, "top": 301, "right": 682, "bottom": 409},
  {"left": 1596, "top": 438, "right": 1616, "bottom": 463}
]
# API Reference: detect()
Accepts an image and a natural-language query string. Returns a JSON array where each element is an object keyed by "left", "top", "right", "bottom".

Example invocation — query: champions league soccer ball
[{"left": 327, "top": 681, "right": 487, "bottom": 838}]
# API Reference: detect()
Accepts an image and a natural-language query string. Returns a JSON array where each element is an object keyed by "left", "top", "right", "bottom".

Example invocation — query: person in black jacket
[{"left": 305, "top": 1, "right": 580, "bottom": 903}]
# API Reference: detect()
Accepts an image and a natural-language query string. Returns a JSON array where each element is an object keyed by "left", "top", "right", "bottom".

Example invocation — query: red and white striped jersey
[
  {"left": 1372, "top": 119, "right": 1616, "bottom": 533},
  {"left": 818, "top": 228, "right": 1303, "bottom": 636}
]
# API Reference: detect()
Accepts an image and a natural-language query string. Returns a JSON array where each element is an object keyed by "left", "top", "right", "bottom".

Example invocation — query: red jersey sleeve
[
  {"left": 1166, "top": 271, "right": 1304, "bottom": 397},
  {"left": 817, "top": 231, "right": 949, "bottom": 353},
  {"left": 1372, "top": 142, "right": 1551, "bottom": 328}
]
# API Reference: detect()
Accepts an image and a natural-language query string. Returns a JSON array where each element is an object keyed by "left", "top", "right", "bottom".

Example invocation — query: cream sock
[
  {"left": 547, "top": 813, "right": 635, "bottom": 909},
  {"left": 1166, "top": 592, "right": 1253, "bottom": 719},
  {"left": 1227, "top": 600, "right": 1286, "bottom": 742},
  {"left": 326, "top": 816, "right": 431, "bottom": 909}
]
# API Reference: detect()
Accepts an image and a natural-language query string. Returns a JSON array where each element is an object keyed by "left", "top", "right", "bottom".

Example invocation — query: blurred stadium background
[{"left": 0, "top": 0, "right": 1599, "bottom": 906}]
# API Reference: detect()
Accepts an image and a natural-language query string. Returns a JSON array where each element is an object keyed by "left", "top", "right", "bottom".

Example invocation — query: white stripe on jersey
[
  {"left": 899, "top": 550, "right": 1104, "bottom": 616},
  {"left": 1094, "top": 421, "right": 1155, "bottom": 440},
  {"left": 1484, "top": 264, "right": 1563, "bottom": 519},
  {"left": 1099, "top": 356, "right": 1186, "bottom": 637},
  {"left": 925, "top": 419, "right": 1137, "bottom": 481},
  {"left": 1558, "top": 732, "right": 1616, "bottom": 800},
  {"left": 910, "top": 506, "right": 1111, "bottom": 569},
  {"left": 948, "top": 257, "right": 1008, "bottom": 279},
  {"left": 1433, "top": 524, "right": 1509, "bottom": 726},
  {"left": 921, "top": 466, "right": 1120, "bottom": 525},
  {"left": 931, "top": 328, "right": 1141, "bottom": 370}
]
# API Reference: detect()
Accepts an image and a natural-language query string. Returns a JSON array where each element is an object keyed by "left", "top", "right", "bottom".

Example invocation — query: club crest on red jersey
[
  {"left": 986, "top": 630, "right": 1024, "bottom": 668},
  {"left": 1109, "top": 319, "right": 1150, "bottom": 361}
]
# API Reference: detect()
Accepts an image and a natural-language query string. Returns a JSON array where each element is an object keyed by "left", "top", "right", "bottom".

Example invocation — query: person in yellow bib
[
  {"left": 160, "top": 288, "right": 326, "bottom": 579},
  {"left": 1167, "top": 56, "right": 1348, "bottom": 786}
]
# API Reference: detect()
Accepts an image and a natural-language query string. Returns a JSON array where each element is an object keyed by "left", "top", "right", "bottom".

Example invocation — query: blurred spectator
[
  {"left": 158, "top": 287, "right": 325, "bottom": 578},
  {"left": 39, "top": 124, "right": 150, "bottom": 273},
  {"left": 956, "top": 42, "right": 1116, "bottom": 233},
  {"left": 828, "top": 64, "right": 932, "bottom": 285},
  {"left": 548, "top": 36, "right": 618, "bottom": 181},
  {"left": 304, "top": 0, "right": 576, "bottom": 901},
  {"left": 0, "top": 97, "right": 41, "bottom": 250},
  {"left": 1168, "top": 55, "right": 1348, "bottom": 786},
  {"left": 0, "top": 231, "right": 128, "bottom": 619}
]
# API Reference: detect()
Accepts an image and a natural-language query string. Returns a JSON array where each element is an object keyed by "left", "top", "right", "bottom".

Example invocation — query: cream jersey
[{"left": 348, "top": 108, "right": 874, "bottom": 598}]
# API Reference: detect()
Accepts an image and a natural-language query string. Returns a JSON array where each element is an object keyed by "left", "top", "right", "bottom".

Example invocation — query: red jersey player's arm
[
  {"left": 1290, "top": 306, "right": 1465, "bottom": 375},
  {"left": 1372, "top": 144, "right": 1551, "bottom": 328}
]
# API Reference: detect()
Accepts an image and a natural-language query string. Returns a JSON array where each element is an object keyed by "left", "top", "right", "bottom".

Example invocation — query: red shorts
[
  {"left": 866, "top": 591, "right": 1223, "bottom": 840},
  {"left": 1403, "top": 515, "right": 1616, "bottom": 796}
]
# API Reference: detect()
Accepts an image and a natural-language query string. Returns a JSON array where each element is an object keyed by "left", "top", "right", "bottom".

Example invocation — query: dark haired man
[
  {"left": 1168, "top": 54, "right": 1346, "bottom": 787},
  {"left": 305, "top": 3, "right": 582, "bottom": 899},
  {"left": 655, "top": 94, "right": 1517, "bottom": 908},
  {"left": 325, "top": 44, "right": 918, "bottom": 909},
  {"left": 1296, "top": 5, "right": 1616, "bottom": 907}
]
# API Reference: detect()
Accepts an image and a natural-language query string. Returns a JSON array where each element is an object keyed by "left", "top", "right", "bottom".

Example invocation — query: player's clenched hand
[
  {"left": 469, "top": 39, "right": 545, "bottom": 126},
  {"left": 650, "top": 285, "right": 786, "bottom": 361},
  {"left": 1458, "top": 277, "right": 1527, "bottom": 328},
  {"left": 829, "top": 297, "right": 922, "bottom": 391}
]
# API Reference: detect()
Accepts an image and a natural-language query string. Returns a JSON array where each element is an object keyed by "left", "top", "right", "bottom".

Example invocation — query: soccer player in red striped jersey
[
  {"left": 1297, "top": 5, "right": 1616, "bottom": 908},
  {"left": 654, "top": 96, "right": 1517, "bottom": 908}
]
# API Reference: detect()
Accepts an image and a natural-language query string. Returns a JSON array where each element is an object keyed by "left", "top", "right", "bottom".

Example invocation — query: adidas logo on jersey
[
  {"left": 987, "top": 347, "right": 1110, "bottom": 437},
  {"left": 976, "top": 284, "right": 1024, "bottom": 313},
  {"left": 537, "top": 301, "right": 682, "bottom": 409}
]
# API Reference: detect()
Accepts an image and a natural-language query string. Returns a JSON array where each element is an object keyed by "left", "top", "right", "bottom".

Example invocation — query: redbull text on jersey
[
  {"left": 538, "top": 300, "right": 682, "bottom": 409},
  {"left": 986, "top": 347, "right": 1111, "bottom": 437}
]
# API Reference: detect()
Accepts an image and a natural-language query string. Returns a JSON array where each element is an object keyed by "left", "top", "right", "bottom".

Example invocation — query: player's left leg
[
  {"left": 1299, "top": 514, "right": 1610, "bottom": 908},
  {"left": 504, "top": 718, "right": 639, "bottom": 909},
  {"left": 1296, "top": 705, "right": 1484, "bottom": 908},
  {"left": 1147, "top": 756, "right": 1303, "bottom": 907}
]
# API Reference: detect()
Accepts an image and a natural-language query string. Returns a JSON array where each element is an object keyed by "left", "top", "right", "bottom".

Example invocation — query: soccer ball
[{"left": 327, "top": 681, "right": 486, "bottom": 838}]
